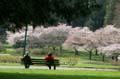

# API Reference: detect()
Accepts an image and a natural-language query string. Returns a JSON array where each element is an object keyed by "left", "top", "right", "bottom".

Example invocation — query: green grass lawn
[
  {"left": 0, "top": 55, "right": 119, "bottom": 69},
  {"left": 58, "top": 56, "right": 120, "bottom": 69},
  {"left": 1, "top": 47, "right": 120, "bottom": 69},
  {"left": 0, "top": 69, "right": 120, "bottom": 79}
]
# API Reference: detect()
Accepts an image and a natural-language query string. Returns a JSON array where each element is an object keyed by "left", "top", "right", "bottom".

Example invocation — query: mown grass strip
[{"left": 0, "top": 69, "right": 120, "bottom": 79}]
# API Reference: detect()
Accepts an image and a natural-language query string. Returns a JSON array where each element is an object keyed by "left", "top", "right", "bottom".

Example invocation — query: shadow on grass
[{"left": 0, "top": 72, "right": 120, "bottom": 79}]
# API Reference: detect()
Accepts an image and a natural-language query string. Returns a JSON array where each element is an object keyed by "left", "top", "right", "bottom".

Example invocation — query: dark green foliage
[
  {"left": 86, "top": 0, "right": 106, "bottom": 31},
  {"left": 72, "top": 0, "right": 117, "bottom": 31},
  {"left": 0, "top": 0, "right": 31, "bottom": 32},
  {"left": 104, "top": 0, "right": 116, "bottom": 25},
  {"left": 0, "top": 42, "right": 6, "bottom": 53},
  {"left": 13, "top": 40, "right": 24, "bottom": 48},
  {"left": 0, "top": 0, "right": 101, "bottom": 30},
  {"left": 0, "top": 27, "right": 7, "bottom": 43}
]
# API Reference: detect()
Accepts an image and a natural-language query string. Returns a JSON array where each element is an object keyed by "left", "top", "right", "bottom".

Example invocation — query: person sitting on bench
[
  {"left": 23, "top": 52, "right": 32, "bottom": 69},
  {"left": 44, "top": 53, "right": 56, "bottom": 70}
]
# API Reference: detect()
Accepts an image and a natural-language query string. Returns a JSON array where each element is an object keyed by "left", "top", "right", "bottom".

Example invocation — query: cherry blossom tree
[
  {"left": 7, "top": 24, "right": 120, "bottom": 60},
  {"left": 94, "top": 25, "right": 120, "bottom": 46},
  {"left": 64, "top": 27, "right": 98, "bottom": 59},
  {"left": 97, "top": 44, "right": 120, "bottom": 61},
  {"left": 64, "top": 25, "right": 120, "bottom": 60},
  {"left": 92, "top": 25, "right": 120, "bottom": 61},
  {"left": 7, "top": 24, "right": 72, "bottom": 54},
  {"left": 37, "top": 24, "right": 72, "bottom": 52}
]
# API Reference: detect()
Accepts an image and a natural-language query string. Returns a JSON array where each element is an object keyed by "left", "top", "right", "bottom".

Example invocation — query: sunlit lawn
[
  {"left": 0, "top": 69, "right": 120, "bottom": 79},
  {"left": 0, "top": 56, "right": 119, "bottom": 69},
  {"left": 1, "top": 47, "right": 120, "bottom": 69},
  {"left": 58, "top": 57, "right": 120, "bottom": 69}
]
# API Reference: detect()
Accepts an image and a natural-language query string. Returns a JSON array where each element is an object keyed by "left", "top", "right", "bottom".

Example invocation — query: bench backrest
[{"left": 31, "top": 59, "right": 60, "bottom": 66}]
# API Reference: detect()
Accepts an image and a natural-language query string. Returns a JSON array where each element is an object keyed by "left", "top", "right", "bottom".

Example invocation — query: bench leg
[
  {"left": 53, "top": 65, "right": 56, "bottom": 70},
  {"left": 47, "top": 64, "right": 56, "bottom": 70},
  {"left": 47, "top": 65, "right": 51, "bottom": 70}
]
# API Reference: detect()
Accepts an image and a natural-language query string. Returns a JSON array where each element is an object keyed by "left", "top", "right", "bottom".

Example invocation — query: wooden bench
[
  {"left": 31, "top": 59, "right": 60, "bottom": 66},
  {"left": 21, "top": 58, "right": 60, "bottom": 68}
]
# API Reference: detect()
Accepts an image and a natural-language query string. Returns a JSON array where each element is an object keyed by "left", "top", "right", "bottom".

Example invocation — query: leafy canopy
[{"left": 0, "top": 0, "right": 101, "bottom": 31}]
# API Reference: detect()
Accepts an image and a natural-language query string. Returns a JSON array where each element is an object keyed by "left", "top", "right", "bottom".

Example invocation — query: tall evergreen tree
[
  {"left": 104, "top": 0, "right": 116, "bottom": 25},
  {"left": 86, "top": 0, "right": 106, "bottom": 31}
]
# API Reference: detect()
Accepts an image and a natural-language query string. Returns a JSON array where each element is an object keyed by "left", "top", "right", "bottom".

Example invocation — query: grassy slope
[{"left": 0, "top": 69, "right": 120, "bottom": 79}]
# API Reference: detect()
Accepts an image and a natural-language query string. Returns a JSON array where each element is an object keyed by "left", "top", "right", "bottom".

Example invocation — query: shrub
[
  {"left": 30, "top": 48, "right": 49, "bottom": 56},
  {"left": 0, "top": 42, "right": 6, "bottom": 53},
  {"left": 6, "top": 48, "right": 23, "bottom": 56},
  {"left": 0, "top": 55, "right": 21, "bottom": 63}
]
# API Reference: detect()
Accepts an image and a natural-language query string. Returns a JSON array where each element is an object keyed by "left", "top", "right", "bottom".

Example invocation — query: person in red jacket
[{"left": 44, "top": 53, "right": 56, "bottom": 70}]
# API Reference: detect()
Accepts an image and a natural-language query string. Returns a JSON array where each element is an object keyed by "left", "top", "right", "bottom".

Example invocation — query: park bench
[{"left": 21, "top": 58, "right": 60, "bottom": 68}]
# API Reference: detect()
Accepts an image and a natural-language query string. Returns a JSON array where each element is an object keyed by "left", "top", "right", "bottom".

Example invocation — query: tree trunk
[
  {"left": 102, "top": 55, "right": 105, "bottom": 62},
  {"left": 59, "top": 46, "right": 63, "bottom": 53},
  {"left": 89, "top": 51, "right": 92, "bottom": 60},
  {"left": 74, "top": 48, "right": 79, "bottom": 55},
  {"left": 52, "top": 46, "right": 56, "bottom": 51},
  {"left": 112, "top": 56, "right": 115, "bottom": 60},
  {"left": 115, "top": 55, "right": 118, "bottom": 62},
  {"left": 95, "top": 48, "right": 98, "bottom": 55}
]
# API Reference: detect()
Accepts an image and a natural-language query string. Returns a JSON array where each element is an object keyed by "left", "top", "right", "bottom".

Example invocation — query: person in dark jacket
[
  {"left": 44, "top": 53, "right": 56, "bottom": 70},
  {"left": 23, "top": 53, "right": 32, "bottom": 69}
]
